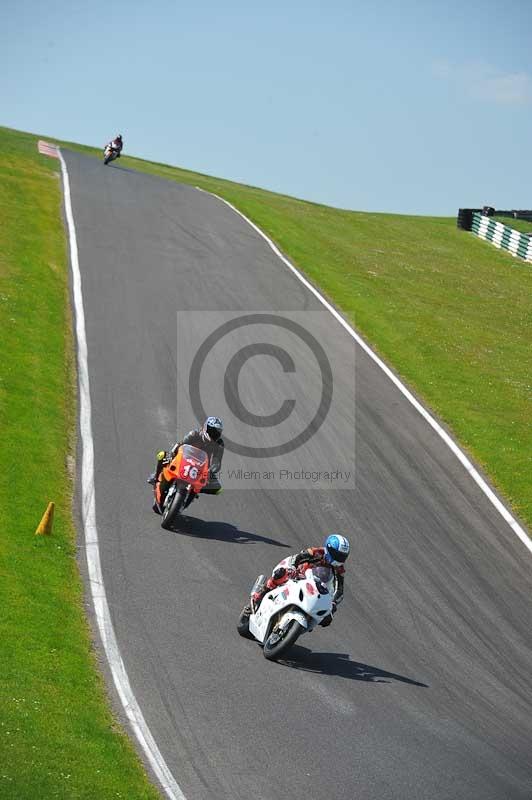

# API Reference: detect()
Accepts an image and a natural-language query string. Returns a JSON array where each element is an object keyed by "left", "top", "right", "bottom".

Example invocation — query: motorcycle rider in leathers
[
  {"left": 148, "top": 416, "right": 224, "bottom": 511},
  {"left": 106, "top": 133, "right": 123, "bottom": 157},
  {"left": 242, "top": 534, "right": 350, "bottom": 627}
]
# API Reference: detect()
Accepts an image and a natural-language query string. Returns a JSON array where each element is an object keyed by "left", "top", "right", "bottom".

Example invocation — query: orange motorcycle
[{"left": 155, "top": 445, "right": 211, "bottom": 529}]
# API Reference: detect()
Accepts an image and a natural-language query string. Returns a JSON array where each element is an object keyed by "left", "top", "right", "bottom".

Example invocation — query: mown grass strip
[{"left": 0, "top": 126, "right": 160, "bottom": 799}]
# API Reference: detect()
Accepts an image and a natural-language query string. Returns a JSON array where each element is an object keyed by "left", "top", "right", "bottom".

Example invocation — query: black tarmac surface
[{"left": 64, "top": 150, "right": 532, "bottom": 800}]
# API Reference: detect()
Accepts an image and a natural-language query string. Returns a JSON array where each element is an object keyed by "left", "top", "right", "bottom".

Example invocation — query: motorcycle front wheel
[
  {"left": 236, "top": 606, "right": 254, "bottom": 639},
  {"left": 161, "top": 485, "right": 188, "bottom": 530},
  {"left": 263, "top": 619, "right": 305, "bottom": 661}
]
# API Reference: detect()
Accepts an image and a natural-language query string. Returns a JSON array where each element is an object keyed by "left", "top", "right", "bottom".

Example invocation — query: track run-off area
[{"left": 62, "top": 149, "right": 532, "bottom": 800}]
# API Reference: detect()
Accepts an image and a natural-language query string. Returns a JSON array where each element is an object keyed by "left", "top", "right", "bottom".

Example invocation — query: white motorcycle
[
  {"left": 103, "top": 144, "right": 120, "bottom": 165},
  {"left": 237, "top": 561, "right": 337, "bottom": 660}
]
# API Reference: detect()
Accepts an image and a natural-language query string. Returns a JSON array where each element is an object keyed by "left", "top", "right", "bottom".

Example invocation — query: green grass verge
[
  {"left": 45, "top": 131, "right": 530, "bottom": 530},
  {"left": 0, "top": 127, "right": 160, "bottom": 799},
  {"left": 493, "top": 216, "right": 532, "bottom": 235}
]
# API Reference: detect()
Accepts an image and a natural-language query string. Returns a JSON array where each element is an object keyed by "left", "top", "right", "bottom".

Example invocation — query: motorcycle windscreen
[
  {"left": 181, "top": 444, "right": 208, "bottom": 465},
  {"left": 312, "top": 565, "right": 334, "bottom": 594}
]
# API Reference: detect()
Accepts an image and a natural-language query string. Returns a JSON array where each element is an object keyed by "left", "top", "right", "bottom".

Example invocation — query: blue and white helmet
[
  {"left": 202, "top": 416, "right": 223, "bottom": 442},
  {"left": 324, "top": 534, "right": 350, "bottom": 566}
]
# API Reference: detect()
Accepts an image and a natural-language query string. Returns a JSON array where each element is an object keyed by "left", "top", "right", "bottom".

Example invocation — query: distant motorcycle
[
  {"left": 237, "top": 562, "right": 336, "bottom": 660},
  {"left": 154, "top": 445, "right": 210, "bottom": 530},
  {"left": 103, "top": 144, "right": 120, "bottom": 165}
]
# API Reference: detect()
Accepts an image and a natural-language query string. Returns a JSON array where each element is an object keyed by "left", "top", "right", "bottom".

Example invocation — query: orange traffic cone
[{"left": 35, "top": 502, "right": 55, "bottom": 535}]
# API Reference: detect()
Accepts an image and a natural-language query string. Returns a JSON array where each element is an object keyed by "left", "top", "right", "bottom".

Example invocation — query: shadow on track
[
  {"left": 107, "top": 164, "right": 147, "bottom": 176},
  {"left": 278, "top": 646, "right": 428, "bottom": 687},
  {"left": 169, "top": 516, "right": 291, "bottom": 548}
]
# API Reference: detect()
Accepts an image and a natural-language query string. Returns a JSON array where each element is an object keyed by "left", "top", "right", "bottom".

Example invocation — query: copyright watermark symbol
[
  {"left": 176, "top": 311, "right": 355, "bottom": 490},
  {"left": 189, "top": 314, "right": 333, "bottom": 458}
]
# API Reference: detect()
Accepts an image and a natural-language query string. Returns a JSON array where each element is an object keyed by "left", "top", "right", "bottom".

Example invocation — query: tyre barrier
[{"left": 457, "top": 209, "right": 532, "bottom": 263}]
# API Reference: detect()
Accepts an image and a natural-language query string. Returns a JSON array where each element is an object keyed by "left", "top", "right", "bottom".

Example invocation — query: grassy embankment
[
  {"left": 52, "top": 132, "right": 531, "bottom": 529},
  {"left": 0, "top": 126, "right": 161, "bottom": 798}
]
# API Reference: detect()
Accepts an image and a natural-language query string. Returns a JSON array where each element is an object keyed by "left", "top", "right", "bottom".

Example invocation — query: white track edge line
[
  {"left": 59, "top": 150, "right": 187, "bottom": 800},
  {"left": 197, "top": 187, "right": 532, "bottom": 556}
]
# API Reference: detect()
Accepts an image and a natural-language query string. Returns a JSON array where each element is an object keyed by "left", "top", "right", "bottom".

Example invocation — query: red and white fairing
[{"left": 248, "top": 563, "right": 335, "bottom": 644}]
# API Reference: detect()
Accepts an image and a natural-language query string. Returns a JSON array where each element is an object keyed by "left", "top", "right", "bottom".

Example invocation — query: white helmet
[{"left": 202, "top": 416, "right": 223, "bottom": 442}]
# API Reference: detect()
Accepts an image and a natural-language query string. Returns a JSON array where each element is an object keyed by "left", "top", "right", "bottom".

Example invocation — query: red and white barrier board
[{"left": 37, "top": 140, "right": 59, "bottom": 159}]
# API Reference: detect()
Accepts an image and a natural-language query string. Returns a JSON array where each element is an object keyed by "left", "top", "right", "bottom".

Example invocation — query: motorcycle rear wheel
[
  {"left": 161, "top": 485, "right": 188, "bottom": 530},
  {"left": 263, "top": 619, "right": 304, "bottom": 660}
]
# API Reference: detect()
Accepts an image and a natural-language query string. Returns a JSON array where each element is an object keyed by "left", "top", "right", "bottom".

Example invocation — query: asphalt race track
[{"left": 64, "top": 150, "right": 532, "bottom": 800}]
